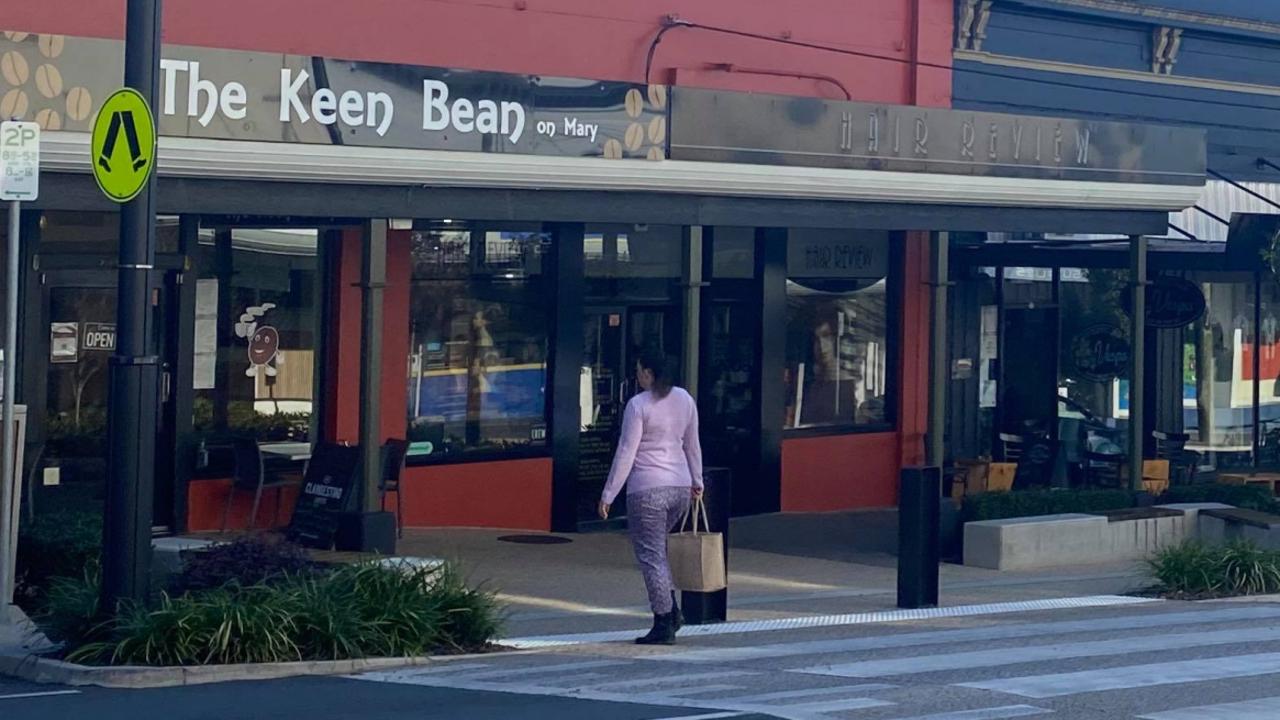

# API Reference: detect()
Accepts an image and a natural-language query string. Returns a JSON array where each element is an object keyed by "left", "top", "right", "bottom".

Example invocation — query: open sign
[{"left": 82, "top": 322, "right": 116, "bottom": 352}]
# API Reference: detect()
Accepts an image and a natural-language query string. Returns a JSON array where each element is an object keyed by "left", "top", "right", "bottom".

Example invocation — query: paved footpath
[{"left": 354, "top": 595, "right": 1280, "bottom": 720}]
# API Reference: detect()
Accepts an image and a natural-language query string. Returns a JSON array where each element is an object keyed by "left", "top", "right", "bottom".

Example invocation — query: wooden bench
[
  {"left": 1217, "top": 472, "right": 1280, "bottom": 496},
  {"left": 1202, "top": 507, "right": 1280, "bottom": 530}
]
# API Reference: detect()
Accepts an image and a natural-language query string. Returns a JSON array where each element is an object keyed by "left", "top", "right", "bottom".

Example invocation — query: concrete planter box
[{"left": 963, "top": 504, "right": 1228, "bottom": 571}]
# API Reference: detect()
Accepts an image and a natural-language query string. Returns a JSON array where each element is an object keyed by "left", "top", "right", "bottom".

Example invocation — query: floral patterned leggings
[{"left": 627, "top": 486, "right": 692, "bottom": 614}]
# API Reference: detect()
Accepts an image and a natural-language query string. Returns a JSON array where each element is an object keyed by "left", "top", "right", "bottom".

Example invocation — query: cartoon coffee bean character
[
  {"left": 233, "top": 303, "right": 280, "bottom": 378},
  {"left": 249, "top": 326, "right": 280, "bottom": 374}
]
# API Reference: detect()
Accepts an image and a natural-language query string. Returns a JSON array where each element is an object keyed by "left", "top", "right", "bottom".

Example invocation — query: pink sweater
[{"left": 601, "top": 387, "right": 704, "bottom": 505}]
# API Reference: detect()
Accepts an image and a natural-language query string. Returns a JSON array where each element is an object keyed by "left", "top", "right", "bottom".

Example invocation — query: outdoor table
[{"left": 259, "top": 441, "right": 313, "bottom": 462}]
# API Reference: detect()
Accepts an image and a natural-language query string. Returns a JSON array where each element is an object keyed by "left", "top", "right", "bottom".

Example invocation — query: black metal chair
[
  {"left": 1083, "top": 451, "right": 1126, "bottom": 489},
  {"left": 220, "top": 437, "right": 298, "bottom": 532},
  {"left": 1153, "top": 430, "right": 1199, "bottom": 485},
  {"left": 998, "top": 433, "right": 1025, "bottom": 462},
  {"left": 379, "top": 438, "right": 410, "bottom": 538}
]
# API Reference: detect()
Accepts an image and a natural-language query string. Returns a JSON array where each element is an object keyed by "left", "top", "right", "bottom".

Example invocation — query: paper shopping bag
[{"left": 668, "top": 498, "right": 727, "bottom": 592}]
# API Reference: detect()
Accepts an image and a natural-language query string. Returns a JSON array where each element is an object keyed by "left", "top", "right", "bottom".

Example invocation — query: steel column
[
  {"left": 548, "top": 223, "right": 585, "bottom": 532},
  {"left": 1128, "top": 235, "right": 1148, "bottom": 491},
  {"left": 102, "top": 0, "right": 162, "bottom": 607},
  {"left": 359, "top": 219, "right": 387, "bottom": 514},
  {"left": 928, "top": 232, "right": 949, "bottom": 466}
]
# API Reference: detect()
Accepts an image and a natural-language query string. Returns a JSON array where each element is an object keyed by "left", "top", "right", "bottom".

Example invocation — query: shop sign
[
  {"left": 670, "top": 88, "right": 1205, "bottom": 185},
  {"left": 287, "top": 443, "right": 360, "bottom": 549},
  {"left": 49, "top": 322, "right": 78, "bottom": 363},
  {"left": 0, "top": 30, "right": 667, "bottom": 161},
  {"left": 787, "top": 230, "right": 889, "bottom": 279},
  {"left": 1120, "top": 276, "right": 1205, "bottom": 329},
  {"left": 81, "top": 322, "right": 115, "bottom": 352},
  {"left": 1071, "top": 324, "right": 1130, "bottom": 382}
]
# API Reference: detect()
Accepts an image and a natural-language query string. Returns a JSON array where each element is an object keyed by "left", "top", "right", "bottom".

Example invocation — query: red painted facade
[
  {"left": 22, "top": 1, "right": 952, "bottom": 531},
  {"left": 9, "top": 1, "right": 952, "bottom": 107}
]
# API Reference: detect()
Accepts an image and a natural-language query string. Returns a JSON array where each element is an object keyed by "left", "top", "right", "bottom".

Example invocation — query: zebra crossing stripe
[
  {"left": 793, "top": 626, "right": 1280, "bottom": 678},
  {"left": 887, "top": 706, "right": 1050, "bottom": 720},
  {"left": 959, "top": 651, "right": 1280, "bottom": 698},
  {"left": 504, "top": 595, "right": 1159, "bottom": 648},
  {"left": 465, "top": 660, "right": 628, "bottom": 681},
  {"left": 585, "top": 671, "right": 757, "bottom": 693},
  {"left": 727, "top": 684, "right": 897, "bottom": 704},
  {"left": 652, "top": 606, "right": 1280, "bottom": 663},
  {"left": 1138, "top": 696, "right": 1280, "bottom": 719}
]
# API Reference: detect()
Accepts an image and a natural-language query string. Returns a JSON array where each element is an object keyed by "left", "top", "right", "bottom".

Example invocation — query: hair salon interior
[{"left": 3, "top": 0, "right": 1274, "bottom": 546}]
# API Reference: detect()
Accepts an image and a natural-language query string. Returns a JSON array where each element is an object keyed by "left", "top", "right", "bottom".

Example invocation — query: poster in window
[{"left": 50, "top": 322, "right": 78, "bottom": 364}]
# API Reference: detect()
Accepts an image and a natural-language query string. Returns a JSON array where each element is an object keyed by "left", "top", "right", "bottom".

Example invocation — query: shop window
[
  {"left": 711, "top": 227, "right": 754, "bottom": 279},
  {"left": 192, "top": 228, "right": 320, "bottom": 446},
  {"left": 1058, "top": 268, "right": 1130, "bottom": 462},
  {"left": 38, "top": 211, "right": 180, "bottom": 254},
  {"left": 406, "top": 223, "right": 550, "bottom": 460},
  {"left": 783, "top": 229, "right": 892, "bottom": 430},
  {"left": 1182, "top": 273, "right": 1258, "bottom": 471}
]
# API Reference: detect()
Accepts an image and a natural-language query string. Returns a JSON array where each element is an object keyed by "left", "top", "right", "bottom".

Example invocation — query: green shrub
[
  {"left": 58, "top": 561, "right": 502, "bottom": 666},
  {"left": 16, "top": 511, "right": 102, "bottom": 607},
  {"left": 37, "top": 567, "right": 104, "bottom": 647},
  {"left": 174, "top": 535, "right": 314, "bottom": 594},
  {"left": 1149, "top": 540, "right": 1280, "bottom": 598},
  {"left": 1163, "top": 484, "right": 1280, "bottom": 514},
  {"left": 960, "top": 489, "right": 1136, "bottom": 523}
]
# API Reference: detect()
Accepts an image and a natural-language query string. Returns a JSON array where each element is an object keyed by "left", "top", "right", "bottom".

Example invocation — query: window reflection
[{"left": 406, "top": 223, "right": 550, "bottom": 459}]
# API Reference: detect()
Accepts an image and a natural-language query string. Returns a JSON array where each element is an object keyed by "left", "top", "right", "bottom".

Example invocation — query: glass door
[{"left": 577, "top": 305, "right": 681, "bottom": 524}]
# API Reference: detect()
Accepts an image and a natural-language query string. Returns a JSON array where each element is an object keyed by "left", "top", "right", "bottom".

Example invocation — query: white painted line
[
  {"left": 366, "top": 661, "right": 491, "bottom": 678},
  {"left": 728, "top": 684, "right": 897, "bottom": 704},
  {"left": 794, "top": 626, "right": 1280, "bottom": 678},
  {"left": 1139, "top": 696, "right": 1280, "bottom": 719},
  {"left": 0, "top": 690, "right": 81, "bottom": 701},
  {"left": 645, "top": 707, "right": 747, "bottom": 712},
  {"left": 504, "top": 595, "right": 1161, "bottom": 648},
  {"left": 586, "top": 671, "right": 756, "bottom": 693},
  {"left": 960, "top": 651, "right": 1280, "bottom": 698},
  {"left": 659, "top": 684, "right": 748, "bottom": 698},
  {"left": 465, "top": 660, "right": 627, "bottom": 681},
  {"left": 888, "top": 706, "right": 1051, "bottom": 720},
  {"left": 652, "top": 605, "right": 1280, "bottom": 664},
  {"left": 776, "top": 696, "right": 896, "bottom": 714}
]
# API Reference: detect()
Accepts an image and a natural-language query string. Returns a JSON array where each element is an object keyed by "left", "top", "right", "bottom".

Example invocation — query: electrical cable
[{"left": 643, "top": 19, "right": 1280, "bottom": 115}]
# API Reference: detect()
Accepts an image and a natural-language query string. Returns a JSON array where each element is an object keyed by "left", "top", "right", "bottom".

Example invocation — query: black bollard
[
  {"left": 681, "top": 466, "right": 731, "bottom": 624},
  {"left": 897, "top": 466, "right": 941, "bottom": 609}
]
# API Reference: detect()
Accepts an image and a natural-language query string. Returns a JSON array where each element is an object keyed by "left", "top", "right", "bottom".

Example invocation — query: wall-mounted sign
[
  {"left": 1071, "top": 324, "right": 1130, "bottom": 382},
  {"left": 0, "top": 30, "right": 666, "bottom": 161},
  {"left": 49, "top": 322, "right": 78, "bottom": 363},
  {"left": 670, "top": 88, "right": 1205, "bottom": 185},
  {"left": 1121, "top": 276, "right": 1206, "bottom": 329},
  {"left": 786, "top": 229, "right": 890, "bottom": 279},
  {"left": 81, "top": 322, "right": 115, "bottom": 352}
]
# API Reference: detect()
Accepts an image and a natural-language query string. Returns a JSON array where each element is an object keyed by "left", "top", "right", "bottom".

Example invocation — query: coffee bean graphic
[
  {"left": 603, "top": 138, "right": 623, "bottom": 159},
  {"left": 35, "top": 108, "right": 62, "bottom": 130},
  {"left": 0, "top": 89, "right": 29, "bottom": 119},
  {"left": 624, "top": 123, "right": 645, "bottom": 152},
  {"left": 35, "top": 64, "right": 62, "bottom": 98},
  {"left": 624, "top": 88, "right": 643, "bottom": 118},
  {"left": 37, "top": 35, "right": 65, "bottom": 59},
  {"left": 1, "top": 51, "right": 29, "bottom": 86},
  {"left": 647, "top": 147, "right": 664, "bottom": 161},
  {"left": 647, "top": 84, "right": 668, "bottom": 110},
  {"left": 3, "top": 33, "right": 30, "bottom": 43},
  {"left": 647, "top": 116, "right": 666, "bottom": 145},
  {"left": 66, "top": 86, "right": 92, "bottom": 121}
]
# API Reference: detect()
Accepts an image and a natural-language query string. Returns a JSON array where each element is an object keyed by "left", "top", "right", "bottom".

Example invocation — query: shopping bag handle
[{"left": 680, "top": 495, "right": 712, "bottom": 535}]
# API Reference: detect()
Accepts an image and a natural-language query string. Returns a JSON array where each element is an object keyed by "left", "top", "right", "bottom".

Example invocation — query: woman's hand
[
  {"left": 692, "top": 486, "right": 704, "bottom": 500},
  {"left": 598, "top": 501, "right": 611, "bottom": 520}
]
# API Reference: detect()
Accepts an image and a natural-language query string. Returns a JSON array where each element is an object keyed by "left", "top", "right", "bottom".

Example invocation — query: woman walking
[{"left": 598, "top": 348, "right": 704, "bottom": 645}]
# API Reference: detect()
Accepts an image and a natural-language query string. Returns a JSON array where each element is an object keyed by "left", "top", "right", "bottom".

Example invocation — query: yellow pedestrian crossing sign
[{"left": 90, "top": 88, "right": 156, "bottom": 203}]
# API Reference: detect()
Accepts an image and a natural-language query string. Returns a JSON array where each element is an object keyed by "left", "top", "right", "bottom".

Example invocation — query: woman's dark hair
[{"left": 637, "top": 346, "right": 675, "bottom": 398}]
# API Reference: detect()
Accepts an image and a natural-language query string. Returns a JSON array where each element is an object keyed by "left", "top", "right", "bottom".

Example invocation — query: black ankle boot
[
  {"left": 635, "top": 611, "right": 676, "bottom": 645},
  {"left": 670, "top": 591, "right": 683, "bottom": 633}
]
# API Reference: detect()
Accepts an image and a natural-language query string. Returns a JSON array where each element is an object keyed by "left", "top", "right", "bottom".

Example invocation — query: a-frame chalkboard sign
[{"left": 286, "top": 443, "right": 361, "bottom": 549}]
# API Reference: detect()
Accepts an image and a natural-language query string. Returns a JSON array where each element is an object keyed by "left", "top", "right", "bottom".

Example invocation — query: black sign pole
[{"left": 102, "top": 0, "right": 161, "bottom": 608}]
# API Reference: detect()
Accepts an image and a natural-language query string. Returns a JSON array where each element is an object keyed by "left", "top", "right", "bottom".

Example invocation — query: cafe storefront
[{"left": 0, "top": 28, "right": 1204, "bottom": 537}]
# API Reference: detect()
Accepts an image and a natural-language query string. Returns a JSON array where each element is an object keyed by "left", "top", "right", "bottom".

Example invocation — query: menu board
[{"left": 287, "top": 443, "right": 361, "bottom": 549}]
